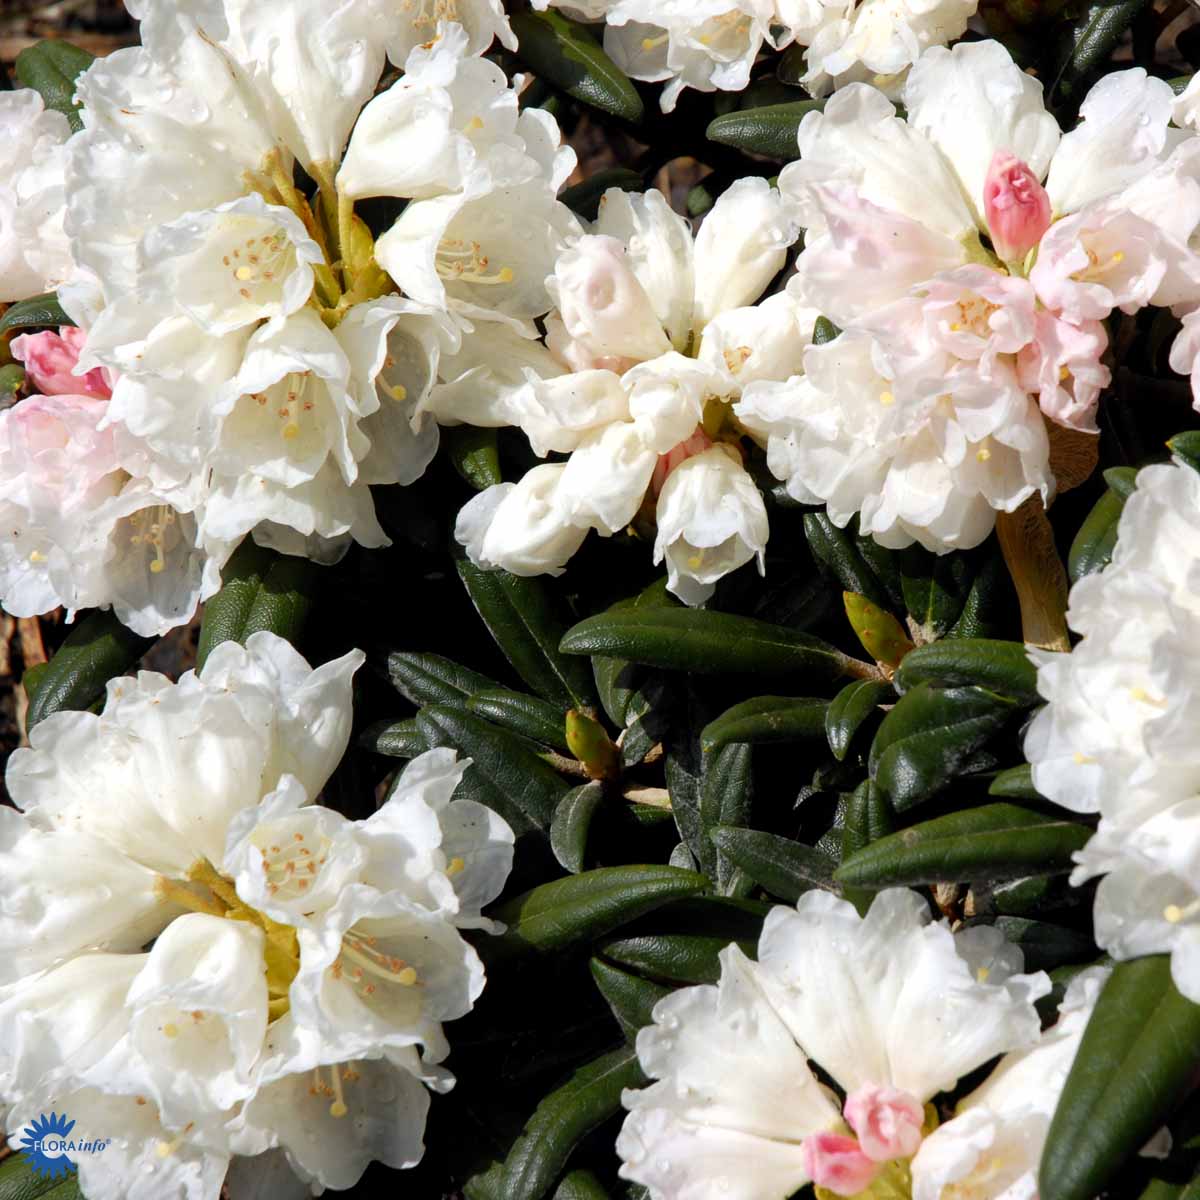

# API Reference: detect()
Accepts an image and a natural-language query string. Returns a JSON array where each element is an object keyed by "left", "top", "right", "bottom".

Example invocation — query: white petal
[
  {"left": 692, "top": 178, "right": 798, "bottom": 328},
  {"left": 903, "top": 40, "right": 1060, "bottom": 227},
  {"left": 125, "top": 913, "right": 269, "bottom": 1123},
  {"left": 1046, "top": 69, "right": 1177, "bottom": 216},
  {"left": 619, "top": 945, "right": 836, "bottom": 1200},
  {"left": 755, "top": 888, "right": 1049, "bottom": 1100}
]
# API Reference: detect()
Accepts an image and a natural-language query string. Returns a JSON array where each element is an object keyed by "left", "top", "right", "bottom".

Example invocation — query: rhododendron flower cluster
[
  {"left": 750, "top": 39, "right": 1200, "bottom": 554},
  {"left": 0, "top": 633, "right": 512, "bottom": 1199},
  {"left": 5, "top": 3, "right": 1200, "bottom": 1199},
  {"left": 1026, "top": 459, "right": 1200, "bottom": 1006},
  {"left": 532, "top": 0, "right": 978, "bottom": 110},
  {"left": 619, "top": 888, "right": 1107, "bottom": 1200},
  {"left": 449, "top": 179, "right": 800, "bottom": 603}
]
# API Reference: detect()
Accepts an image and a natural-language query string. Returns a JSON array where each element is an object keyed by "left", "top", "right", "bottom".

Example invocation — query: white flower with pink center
[
  {"left": 763, "top": 37, "right": 1200, "bottom": 551},
  {"left": 618, "top": 888, "right": 1104, "bottom": 1200},
  {"left": 445, "top": 180, "right": 806, "bottom": 604}
]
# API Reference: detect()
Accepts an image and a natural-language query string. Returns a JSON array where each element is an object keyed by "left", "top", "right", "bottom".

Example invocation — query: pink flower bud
[
  {"left": 801, "top": 1132, "right": 881, "bottom": 1196},
  {"left": 10, "top": 327, "right": 111, "bottom": 400},
  {"left": 843, "top": 1084, "right": 925, "bottom": 1162},
  {"left": 983, "top": 150, "right": 1052, "bottom": 264},
  {"left": 650, "top": 427, "right": 715, "bottom": 497}
]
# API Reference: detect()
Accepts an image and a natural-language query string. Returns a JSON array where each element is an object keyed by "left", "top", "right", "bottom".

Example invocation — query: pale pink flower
[
  {"left": 1017, "top": 311, "right": 1110, "bottom": 432},
  {"left": 649, "top": 427, "right": 714, "bottom": 497},
  {"left": 1030, "top": 206, "right": 1175, "bottom": 324},
  {"left": 0, "top": 393, "right": 119, "bottom": 508},
  {"left": 802, "top": 1131, "right": 881, "bottom": 1195},
  {"left": 843, "top": 1083, "right": 925, "bottom": 1162},
  {"left": 10, "top": 327, "right": 111, "bottom": 400},
  {"left": 984, "top": 150, "right": 1052, "bottom": 264}
]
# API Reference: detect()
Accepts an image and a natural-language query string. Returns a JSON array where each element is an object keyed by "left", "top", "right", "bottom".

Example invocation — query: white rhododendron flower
[
  {"left": 0, "top": 328, "right": 224, "bottom": 635},
  {"left": 0, "top": 633, "right": 513, "bottom": 1199},
  {"left": 531, "top": 0, "right": 977, "bottom": 112},
  {"left": 617, "top": 887, "right": 1088, "bottom": 1200},
  {"left": 1025, "top": 458, "right": 1200, "bottom": 1005},
  {"left": 0, "top": 89, "right": 75, "bottom": 302},
  {"left": 910, "top": 965, "right": 1109, "bottom": 1200},
  {"left": 0, "top": 0, "right": 575, "bottom": 632},
  {"left": 760, "top": 39, "right": 1200, "bottom": 553},
  {"left": 446, "top": 179, "right": 804, "bottom": 603}
]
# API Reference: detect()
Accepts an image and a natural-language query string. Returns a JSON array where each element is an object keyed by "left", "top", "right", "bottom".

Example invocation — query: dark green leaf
[
  {"left": 511, "top": 11, "right": 644, "bottom": 123},
  {"left": 459, "top": 560, "right": 599, "bottom": 710},
  {"left": 812, "top": 316, "right": 840, "bottom": 344},
  {"left": 560, "top": 169, "right": 644, "bottom": 220},
  {"left": 469, "top": 688, "right": 571, "bottom": 751},
  {"left": 948, "top": 551, "right": 1016, "bottom": 640},
  {"left": 590, "top": 957, "right": 670, "bottom": 1041},
  {"left": 869, "top": 683, "right": 1018, "bottom": 810},
  {"left": 708, "top": 825, "right": 836, "bottom": 902},
  {"left": 840, "top": 779, "right": 894, "bottom": 860},
  {"left": 1053, "top": 0, "right": 1148, "bottom": 103},
  {"left": 590, "top": 580, "right": 676, "bottom": 720},
  {"left": 417, "top": 705, "right": 568, "bottom": 833},
  {"left": 702, "top": 745, "right": 754, "bottom": 897},
  {"left": 803, "top": 513, "right": 893, "bottom": 611},
  {"left": 490, "top": 865, "right": 708, "bottom": 955},
  {"left": 445, "top": 425, "right": 501, "bottom": 490},
  {"left": 26, "top": 609, "right": 152, "bottom": 730},
  {"left": 1068, "top": 482, "right": 1130, "bottom": 583},
  {"left": 551, "top": 783, "right": 606, "bottom": 874},
  {"left": 386, "top": 651, "right": 503, "bottom": 708},
  {"left": 826, "top": 680, "right": 892, "bottom": 762},
  {"left": 561, "top": 608, "right": 853, "bottom": 682},
  {"left": 1169, "top": 431, "right": 1200, "bottom": 475},
  {"left": 601, "top": 931, "right": 753, "bottom": 986},
  {"left": 358, "top": 717, "right": 428, "bottom": 758},
  {"left": 701, "top": 696, "right": 827, "bottom": 755},
  {"left": 1040, "top": 956, "right": 1200, "bottom": 1200},
  {"left": 554, "top": 1170, "right": 614, "bottom": 1200},
  {"left": 0, "top": 293, "right": 72, "bottom": 335},
  {"left": 1102, "top": 466, "right": 1139, "bottom": 500},
  {"left": 989, "top": 763, "right": 1043, "bottom": 800},
  {"left": 893, "top": 639, "right": 1040, "bottom": 704},
  {"left": 835, "top": 803, "right": 1091, "bottom": 887},
  {"left": 665, "top": 750, "right": 705, "bottom": 871},
  {"left": 0, "top": 1154, "right": 85, "bottom": 1200},
  {"left": 987, "top": 917, "right": 1096, "bottom": 972},
  {"left": 899, "top": 547, "right": 975, "bottom": 641},
  {"left": 705, "top": 100, "right": 821, "bottom": 159},
  {"left": 475, "top": 1045, "right": 644, "bottom": 1200},
  {"left": 15, "top": 40, "right": 93, "bottom": 131},
  {"left": 196, "top": 539, "right": 316, "bottom": 669}
]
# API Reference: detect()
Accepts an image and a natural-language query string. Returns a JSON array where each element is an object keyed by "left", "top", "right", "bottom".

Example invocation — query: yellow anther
[
  {"left": 976, "top": 966, "right": 990, "bottom": 983},
  {"left": 976, "top": 447, "right": 991, "bottom": 462},
  {"left": 879, "top": 390, "right": 895, "bottom": 406},
  {"left": 447, "top": 856, "right": 466, "bottom": 876},
  {"left": 466, "top": 115, "right": 484, "bottom": 131}
]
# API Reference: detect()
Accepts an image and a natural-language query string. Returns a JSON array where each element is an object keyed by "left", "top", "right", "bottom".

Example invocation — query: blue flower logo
[{"left": 19, "top": 1112, "right": 78, "bottom": 1179}]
